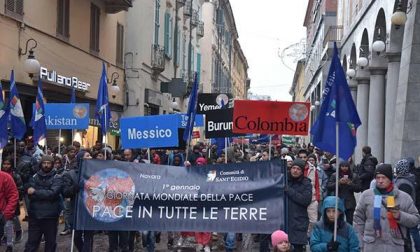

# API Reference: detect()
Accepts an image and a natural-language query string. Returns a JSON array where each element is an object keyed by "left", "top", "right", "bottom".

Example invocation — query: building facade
[
  {"left": 200, "top": 0, "right": 247, "bottom": 96},
  {"left": 337, "top": 0, "right": 420, "bottom": 164},
  {"left": 0, "top": 0, "right": 130, "bottom": 149}
]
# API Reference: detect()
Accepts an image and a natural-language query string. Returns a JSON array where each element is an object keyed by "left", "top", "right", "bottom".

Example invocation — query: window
[
  {"left": 164, "top": 12, "right": 172, "bottom": 58},
  {"left": 57, "top": 0, "right": 70, "bottom": 38},
  {"left": 5, "top": 0, "right": 23, "bottom": 20},
  {"left": 116, "top": 23, "right": 124, "bottom": 66},
  {"left": 154, "top": 0, "right": 160, "bottom": 45},
  {"left": 90, "top": 3, "right": 100, "bottom": 52}
]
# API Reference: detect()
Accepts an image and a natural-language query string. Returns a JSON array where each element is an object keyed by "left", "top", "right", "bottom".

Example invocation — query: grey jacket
[{"left": 353, "top": 187, "right": 420, "bottom": 252}]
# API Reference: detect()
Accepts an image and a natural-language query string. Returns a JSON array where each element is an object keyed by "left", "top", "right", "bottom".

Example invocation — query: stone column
[
  {"left": 384, "top": 53, "right": 401, "bottom": 163},
  {"left": 367, "top": 68, "right": 387, "bottom": 163},
  {"left": 348, "top": 79, "right": 358, "bottom": 104},
  {"left": 354, "top": 70, "right": 370, "bottom": 164}
]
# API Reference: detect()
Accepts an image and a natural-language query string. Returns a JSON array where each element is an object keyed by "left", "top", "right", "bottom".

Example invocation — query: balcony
[
  {"left": 323, "top": 25, "right": 343, "bottom": 48},
  {"left": 196, "top": 21, "right": 204, "bottom": 38},
  {"left": 151, "top": 44, "right": 165, "bottom": 73},
  {"left": 191, "top": 10, "right": 199, "bottom": 26},
  {"left": 183, "top": 0, "right": 192, "bottom": 16},
  {"left": 101, "top": 0, "right": 133, "bottom": 13}
]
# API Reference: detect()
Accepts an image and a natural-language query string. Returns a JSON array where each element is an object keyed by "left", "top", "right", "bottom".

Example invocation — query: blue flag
[
  {"left": 31, "top": 79, "right": 47, "bottom": 145},
  {"left": 0, "top": 82, "right": 9, "bottom": 148},
  {"left": 9, "top": 70, "right": 26, "bottom": 140},
  {"left": 183, "top": 74, "right": 199, "bottom": 142},
  {"left": 95, "top": 63, "right": 111, "bottom": 136},
  {"left": 70, "top": 86, "right": 76, "bottom": 103},
  {"left": 310, "top": 43, "right": 361, "bottom": 160}
]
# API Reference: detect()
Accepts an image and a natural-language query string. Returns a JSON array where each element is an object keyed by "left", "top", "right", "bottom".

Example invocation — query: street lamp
[
  {"left": 372, "top": 28, "right": 386, "bottom": 55},
  {"left": 19, "top": 38, "right": 41, "bottom": 78},
  {"left": 108, "top": 72, "right": 121, "bottom": 99},
  {"left": 391, "top": 1, "right": 407, "bottom": 28},
  {"left": 357, "top": 57, "right": 369, "bottom": 69},
  {"left": 346, "top": 68, "right": 356, "bottom": 79}
]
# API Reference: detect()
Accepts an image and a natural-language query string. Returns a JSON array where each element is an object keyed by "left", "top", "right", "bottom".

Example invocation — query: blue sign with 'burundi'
[
  {"left": 44, "top": 103, "right": 89, "bottom": 130},
  {"left": 121, "top": 114, "right": 179, "bottom": 148},
  {"left": 178, "top": 113, "right": 204, "bottom": 128}
]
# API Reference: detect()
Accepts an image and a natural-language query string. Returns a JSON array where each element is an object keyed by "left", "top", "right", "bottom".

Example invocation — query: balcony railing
[
  {"left": 323, "top": 25, "right": 343, "bottom": 48},
  {"left": 151, "top": 44, "right": 165, "bottom": 73},
  {"left": 191, "top": 10, "right": 199, "bottom": 26},
  {"left": 183, "top": 0, "right": 192, "bottom": 16},
  {"left": 196, "top": 21, "right": 204, "bottom": 38},
  {"left": 101, "top": 0, "right": 133, "bottom": 13}
]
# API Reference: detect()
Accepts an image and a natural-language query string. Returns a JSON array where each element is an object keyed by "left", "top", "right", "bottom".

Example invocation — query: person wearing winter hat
[
  {"left": 271, "top": 230, "right": 291, "bottom": 252},
  {"left": 354, "top": 163, "right": 420, "bottom": 251},
  {"left": 394, "top": 159, "right": 420, "bottom": 251},
  {"left": 286, "top": 158, "right": 312, "bottom": 252}
]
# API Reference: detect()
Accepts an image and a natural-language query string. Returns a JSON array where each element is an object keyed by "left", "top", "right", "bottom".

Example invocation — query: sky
[{"left": 229, "top": 0, "right": 308, "bottom": 101}]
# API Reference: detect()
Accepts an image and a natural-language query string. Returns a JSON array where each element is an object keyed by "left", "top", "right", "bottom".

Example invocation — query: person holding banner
[
  {"left": 24, "top": 155, "right": 62, "bottom": 252},
  {"left": 286, "top": 158, "right": 312, "bottom": 252}
]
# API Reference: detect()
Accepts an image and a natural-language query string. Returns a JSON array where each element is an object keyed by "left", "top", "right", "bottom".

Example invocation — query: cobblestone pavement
[{"left": 8, "top": 221, "right": 266, "bottom": 252}]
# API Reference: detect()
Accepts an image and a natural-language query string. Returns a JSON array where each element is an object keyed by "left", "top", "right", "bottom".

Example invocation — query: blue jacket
[{"left": 310, "top": 196, "right": 359, "bottom": 252}]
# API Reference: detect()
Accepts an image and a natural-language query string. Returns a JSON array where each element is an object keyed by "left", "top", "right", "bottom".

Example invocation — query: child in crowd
[{"left": 271, "top": 230, "right": 291, "bottom": 252}]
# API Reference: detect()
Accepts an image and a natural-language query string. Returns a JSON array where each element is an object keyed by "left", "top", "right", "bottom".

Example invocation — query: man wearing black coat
[
  {"left": 286, "top": 158, "right": 312, "bottom": 252},
  {"left": 357, "top": 146, "right": 378, "bottom": 191},
  {"left": 24, "top": 155, "right": 62, "bottom": 252}
]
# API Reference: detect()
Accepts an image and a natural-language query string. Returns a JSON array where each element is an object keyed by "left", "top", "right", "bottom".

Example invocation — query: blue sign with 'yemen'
[
  {"left": 44, "top": 103, "right": 90, "bottom": 130},
  {"left": 121, "top": 114, "right": 179, "bottom": 148}
]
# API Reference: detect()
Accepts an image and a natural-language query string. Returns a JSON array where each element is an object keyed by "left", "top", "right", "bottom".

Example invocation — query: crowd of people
[{"left": 0, "top": 137, "right": 420, "bottom": 252}]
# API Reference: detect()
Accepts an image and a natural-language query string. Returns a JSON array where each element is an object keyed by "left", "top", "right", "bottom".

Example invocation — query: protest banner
[
  {"left": 44, "top": 103, "right": 89, "bottom": 129},
  {"left": 74, "top": 159, "right": 286, "bottom": 233}
]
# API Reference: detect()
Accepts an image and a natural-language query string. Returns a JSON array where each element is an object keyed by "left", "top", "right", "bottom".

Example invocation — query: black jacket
[
  {"left": 357, "top": 154, "right": 378, "bottom": 191},
  {"left": 287, "top": 173, "right": 312, "bottom": 245},
  {"left": 62, "top": 168, "right": 80, "bottom": 199},
  {"left": 327, "top": 170, "right": 361, "bottom": 210},
  {"left": 26, "top": 169, "right": 62, "bottom": 219}
]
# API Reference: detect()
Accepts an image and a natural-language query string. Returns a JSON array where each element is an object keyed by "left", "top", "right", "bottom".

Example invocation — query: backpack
[{"left": 395, "top": 175, "right": 416, "bottom": 204}]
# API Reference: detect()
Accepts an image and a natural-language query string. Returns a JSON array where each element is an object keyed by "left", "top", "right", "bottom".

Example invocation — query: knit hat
[
  {"left": 281, "top": 147, "right": 289, "bottom": 155},
  {"left": 41, "top": 155, "right": 54, "bottom": 163},
  {"left": 292, "top": 158, "right": 306, "bottom": 170},
  {"left": 271, "top": 230, "right": 288, "bottom": 246},
  {"left": 395, "top": 159, "right": 410, "bottom": 176},
  {"left": 285, "top": 156, "right": 293, "bottom": 162},
  {"left": 375, "top": 163, "right": 393, "bottom": 181},
  {"left": 195, "top": 157, "right": 207, "bottom": 166}
]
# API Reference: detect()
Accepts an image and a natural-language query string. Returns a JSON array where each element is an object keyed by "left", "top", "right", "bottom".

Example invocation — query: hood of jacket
[{"left": 322, "top": 196, "right": 345, "bottom": 214}]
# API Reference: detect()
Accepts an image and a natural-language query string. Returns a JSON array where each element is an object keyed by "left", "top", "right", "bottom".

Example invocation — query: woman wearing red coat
[{"left": 0, "top": 170, "right": 19, "bottom": 252}]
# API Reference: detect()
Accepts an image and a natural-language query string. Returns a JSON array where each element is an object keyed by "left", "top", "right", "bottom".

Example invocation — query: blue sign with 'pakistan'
[
  {"left": 44, "top": 103, "right": 90, "bottom": 129},
  {"left": 121, "top": 114, "right": 179, "bottom": 148}
]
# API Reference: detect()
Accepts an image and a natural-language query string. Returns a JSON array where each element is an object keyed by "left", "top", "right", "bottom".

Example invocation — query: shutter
[
  {"left": 197, "top": 53, "right": 201, "bottom": 82},
  {"left": 57, "top": 0, "right": 63, "bottom": 35},
  {"left": 164, "top": 12, "right": 169, "bottom": 56},
  {"left": 15, "top": 0, "right": 23, "bottom": 15},
  {"left": 169, "top": 16, "right": 173, "bottom": 58},
  {"left": 6, "top": 0, "right": 14, "bottom": 12},
  {"left": 64, "top": 0, "right": 70, "bottom": 37},
  {"left": 176, "top": 26, "right": 180, "bottom": 66},
  {"left": 116, "top": 24, "right": 124, "bottom": 65}
]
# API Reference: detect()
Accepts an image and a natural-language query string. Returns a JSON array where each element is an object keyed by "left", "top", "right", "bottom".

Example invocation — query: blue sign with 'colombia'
[
  {"left": 121, "top": 114, "right": 179, "bottom": 148},
  {"left": 44, "top": 103, "right": 89, "bottom": 130}
]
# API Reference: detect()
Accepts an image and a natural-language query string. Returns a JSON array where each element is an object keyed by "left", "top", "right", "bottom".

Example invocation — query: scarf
[
  {"left": 373, "top": 183, "right": 400, "bottom": 238},
  {"left": 304, "top": 163, "right": 320, "bottom": 202}
]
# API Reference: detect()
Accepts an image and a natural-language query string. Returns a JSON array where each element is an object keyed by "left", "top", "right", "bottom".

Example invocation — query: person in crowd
[
  {"left": 357, "top": 146, "right": 378, "bottom": 191},
  {"left": 285, "top": 156, "right": 293, "bottom": 170},
  {"left": 0, "top": 165, "right": 19, "bottom": 252},
  {"left": 72, "top": 141, "right": 81, "bottom": 154},
  {"left": 394, "top": 159, "right": 420, "bottom": 251},
  {"left": 91, "top": 141, "right": 102, "bottom": 153},
  {"left": 1, "top": 157, "right": 24, "bottom": 244},
  {"left": 286, "top": 158, "right": 312, "bottom": 252},
  {"left": 271, "top": 230, "right": 291, "bottom": 252},
  {"left": 188, "top": 144, "right": 202, "bottom": 165},
  {"left": 123, "top": 148, "right": 139, "bottom": 163},
  {"left": 327, "top": 161, "right": 361, "bottom": 224},
  {"left": 53, "top": 156, "right": 65, "bottom": 175},
  {"left": 24, "top": 155, "right": 62, "bottom": 252},
  {"left": 354, "top": 163, "right": 420, "bottom": 251},
  {"left": 194, "top": 157, "right": 212, "bottom": 252},
  {"left": 280, "top": 147, "right": 292, "bottom": 161},
  {"left": 63, "top": 150, "right": 94, "bottom": 252},
  {"left": 63, "top": 145, "right": 78, "bottom": 170},
  {"left": 308, "top": 154, "right": 329, "bottom": 204},
  {"left": 310, "top": 196, "right": 359, "bottom": 252}
]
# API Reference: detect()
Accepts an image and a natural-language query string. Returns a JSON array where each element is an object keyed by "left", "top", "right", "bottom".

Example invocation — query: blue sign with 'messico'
[
  {"left": 44, "top": 103, "right": 90, "bottom": 129},
  {"left": 120, "top": 114, "right": 179, "bottom": 148}
]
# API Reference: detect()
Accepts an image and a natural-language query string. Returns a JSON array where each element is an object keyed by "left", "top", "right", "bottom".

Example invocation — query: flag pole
[
  {"left": 104, "top": 106, "right": 107, "bottom": 160},
  {"left": 70, "top": 229, "right": 75, "bottom": 252},
  {"left": 58, "top": 129, "right": 61, "bottom": 155},
  {"left": 333, "top": 122, "right": 339, "bottom": 241},
  {"left": 269, "top": 135, "right": 272, "bottom": 160},
  {"left": 224, "top": 137, "right": 227, "bottom": 164},
  {"left": 13, "top": 138, "right": 16, "bottom": 168}
]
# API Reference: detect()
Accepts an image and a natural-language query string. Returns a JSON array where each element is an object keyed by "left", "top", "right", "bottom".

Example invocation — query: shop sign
[
  {"left": 44, "top": 103, "right": 90, "bottom": 129},
  {"left": 40, "top": 67, "right": 91, "bottom": 91}
]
